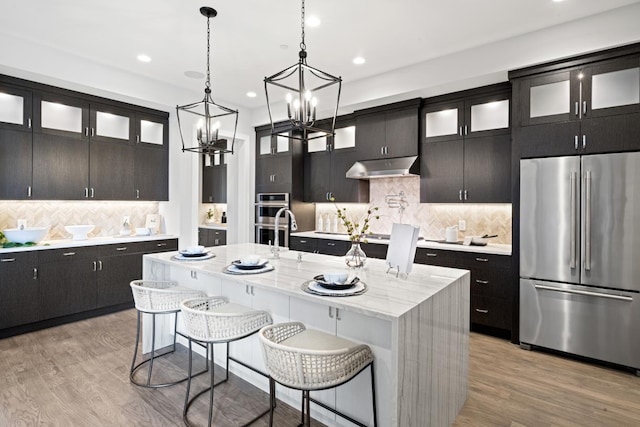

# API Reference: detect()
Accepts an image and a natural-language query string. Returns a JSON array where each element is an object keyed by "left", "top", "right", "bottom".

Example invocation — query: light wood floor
[{"left": 1, "top": 309, "right": 639, "bottom": 426}]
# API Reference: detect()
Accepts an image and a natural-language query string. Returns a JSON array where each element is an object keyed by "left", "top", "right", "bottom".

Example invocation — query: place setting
[
  {"left": 301, "top": 270, "right": 368, "bottom": 297},
  {"left": 172, "top": 245, "right": 216, "bottom": 261},
  {"left": 224, "top": 254, "right": 274, "bottom": 275}
]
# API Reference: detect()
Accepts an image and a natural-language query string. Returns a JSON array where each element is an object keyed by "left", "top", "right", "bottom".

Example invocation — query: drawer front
[
  {"left": 415, "top": 247, "right": 457, "bottom": 268},
  {"left": 361, "top": 242, "right": 388, "bottom": 260},
  {"left": 212, "top": 230, "right": 226, "bottom": 246},
  {"left": 290, "top": 236, "right": 318, "bottom": 253},
  {"left": 470, "top": 294, "right": 512, "bottom": 330},
  {"left": 317, "top": 239, "right": 350, "bottom": 256},
  {"left": 458, "top": 252, "right": 511, "bottom": 269},
  {"left": 144, "top": 239, "right": 178, "bottom": 253},
  {"left": 471, "top": 268, "right": 513, "bottom": 300},
  {"left": 38, "top": 246, "right": 98, "bottom": 263},
  {"left": 0, "top": 251, "right": 37, "bottom": 265},
  {"left": 99, "top": 241, "right": 147, "bottom": 256}
]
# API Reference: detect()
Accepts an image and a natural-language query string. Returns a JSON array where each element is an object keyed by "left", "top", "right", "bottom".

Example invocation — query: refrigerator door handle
[
  {"left": 570, "top": 172, "right": 577, "bottom": 269},
  {"left": 534, "top": 284, "right": 633, "bottom": 302},
  {"left": 585, "top": 171, "right": 592, "bottom": 271}
]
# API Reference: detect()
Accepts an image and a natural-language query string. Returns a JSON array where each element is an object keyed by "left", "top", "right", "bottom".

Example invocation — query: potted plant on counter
[
  {"left": 334, "top": 201, "right": 379, "bottom": 269},
  {"left": 205, "top": 208, "right": 215, "bottom": 224}
]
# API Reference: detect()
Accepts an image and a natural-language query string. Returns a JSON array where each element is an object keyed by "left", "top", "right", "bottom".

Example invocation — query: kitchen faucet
[{"left": 271, "top": 207, "right": 297, "bottom": 259}]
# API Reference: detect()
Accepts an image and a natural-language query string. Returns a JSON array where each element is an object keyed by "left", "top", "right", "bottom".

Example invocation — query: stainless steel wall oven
[{"left": 255, "top": 193, "right": 290, "bottom": 247}]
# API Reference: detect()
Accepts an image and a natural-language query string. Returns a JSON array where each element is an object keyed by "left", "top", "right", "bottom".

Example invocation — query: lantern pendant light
[
  {"left": 264, "top": 0, "right": 342, "bottom": 142},
  {"left": 177, "top": 7, "right": 238, "bottom": 156}
]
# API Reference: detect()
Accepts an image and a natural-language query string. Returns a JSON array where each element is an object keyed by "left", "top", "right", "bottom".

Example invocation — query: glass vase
[{"left": 345, "top": 242, "right": 367, "bottom": 269}]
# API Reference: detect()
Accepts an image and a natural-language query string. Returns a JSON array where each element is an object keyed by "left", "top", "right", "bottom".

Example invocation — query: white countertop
[
  {"left": 292, "top": 231, "right": 512, "bottom": 255},
  {"left": 199, "top": 223, "right": 227, "bottom": 230},
  {"left": 0, "top": 234, "right": 178, "bottom": 254},
  {"left": 144, "top": 243, "right": 469, "bottom": 321}
]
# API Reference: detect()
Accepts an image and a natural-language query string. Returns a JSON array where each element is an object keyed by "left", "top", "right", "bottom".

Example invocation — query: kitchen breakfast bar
[{"left": 142, "top": 243, "right": 470, "bottom": 427}]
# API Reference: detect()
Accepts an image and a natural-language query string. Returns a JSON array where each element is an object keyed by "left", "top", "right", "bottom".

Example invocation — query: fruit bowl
[
  {"left": 3, "top": 227, "right": 49, "bottom": 244},
  {"left": 65, "top": 224, "right": 95, "bottom": 240}
]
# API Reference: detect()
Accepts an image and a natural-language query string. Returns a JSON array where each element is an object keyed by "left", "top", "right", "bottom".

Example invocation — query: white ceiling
[{"left": 2, "top": 0, "right": 640, "bottom": 112}]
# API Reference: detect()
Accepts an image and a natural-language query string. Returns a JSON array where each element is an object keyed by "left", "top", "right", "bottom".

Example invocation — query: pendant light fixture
[
  {"left": 177, "top": 7, "right": 238, "bottom": 156},
  {"left": 264, "top": 0, "right": 342, "bottom": 142}
]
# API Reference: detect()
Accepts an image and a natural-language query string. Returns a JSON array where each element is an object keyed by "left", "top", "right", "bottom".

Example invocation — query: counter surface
[
  {"left": 292, "top": 230, "right": 512, "bottom": 255},
  {"left": 144, "top": 242, "right": 468, "bottom": 321},
  {"left": 0, "top": 234, "right": 178, "bottom": 254}
]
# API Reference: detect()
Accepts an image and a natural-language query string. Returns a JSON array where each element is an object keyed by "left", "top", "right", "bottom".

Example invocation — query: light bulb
[
  {"left": 293, "top": 99, "right": 300, "bottom": 110},
  {"left": 286, "top": 93, "right": 293, "bottom": 104},
  {"left": 311, "top": 97, "right": 318, "bottom": 107},
  {"left": 304, "top": 90, "right": 312, "bottom": 101}
]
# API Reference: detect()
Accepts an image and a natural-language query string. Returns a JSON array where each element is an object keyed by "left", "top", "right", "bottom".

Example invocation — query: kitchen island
[{"left": 143, "top": 243, "right": 469, "bottom": 427}]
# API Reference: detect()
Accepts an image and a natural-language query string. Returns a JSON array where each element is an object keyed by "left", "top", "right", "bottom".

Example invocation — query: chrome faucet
[{"left": 272, "top": 207, "right": 297, "bottom": 259}]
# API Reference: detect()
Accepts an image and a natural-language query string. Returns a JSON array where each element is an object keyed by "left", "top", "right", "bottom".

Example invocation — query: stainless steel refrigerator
[{"left": 520, "top": 152, "right": 640, "bottom": 372}]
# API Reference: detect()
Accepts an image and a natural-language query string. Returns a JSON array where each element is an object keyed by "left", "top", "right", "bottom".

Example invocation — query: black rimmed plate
[
  {"left": 231, "top": 259, "right": 269, "bottom": 270},
  {"left": 312, "top": 275, "right": 359, "bottom": 290},
  {"left": 178, "top": 250, "right": 210, "bottom": 258}
]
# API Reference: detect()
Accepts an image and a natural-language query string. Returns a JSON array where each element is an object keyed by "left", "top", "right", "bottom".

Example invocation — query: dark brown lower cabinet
[
  {"left": 38, "top": 247, "right": 99, "bottom": 320},
  {"left": 0, "top": 238, "right": 178, "bottom": 337},
  {"left": 198, "top": 228, "right": 227, "bottom": 247},
  {"left": 0, "top": 252, "right": 38, "bottom": 329}
]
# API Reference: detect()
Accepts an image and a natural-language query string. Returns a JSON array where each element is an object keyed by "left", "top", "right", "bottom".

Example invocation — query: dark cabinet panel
[
  {"left": 96, "top": 253, "right": 142, "bottom": 308},
  {"left": 32, "top": 132, "right": 89, "bottom": 200},
  {"left": 384, "top": 108, "right": 419, "bottom": 157},
  {"left": 32, "top": 92, "right": 89, "bottom": 140},
  {"left": 198, "top": 229, "right": 226, "bottom": 247},
  {"left": 316, "top": 239, "right": 350, "bottom": 256},
  {"left": 360, "top": 242, "right": 387, "bottom": 260},
  {"left": 355, "top": 113, "right": 386, "bottom": 160},
  {"left": 580, "top": 113, "right": 640, "bottom": 154},
  {"left": 0, "top": 252, "right": 38, "bottom": 329},
  {"left": 0, "top": 129, "right": 32, "bottom": 199},
  {"left": 255, "top": 154, "right": 293, "bottom": 194},
  {"left": 470, "top": 294, "right": 512, "bottom": 330},
  {"left": 90, "top": 140, "right": 134, "bottom": 200},
  {"left": 202, "top": 155, "right": 226, "bottom": 203},
  {"left": 304, "top": 150, "right": 331, "bottom": 202},
  {"left": 515, "top": 121, "right": 581, "bottom": 158},
  {"left": 329, "top": 147, "right": 369, "bottom": 203},
  {"left": 38, "top": 248, "right": 98, "bottom": 320},
  {"left": 143, "top": 238, "right": 178, "bottom": 253},
  {"left": 290, "top": 236, "right": 319, "bottom": 253},
  {"left": 463, "top": 134, "right": 511, "bottom": 203},
  {"left": 414, "top": 247, "right": 458, "bottom": 268},
  {"left": 420, "top": 140, "right": 464, "bottom": 203},
  {"left": 135, "top": 146, "right": 168, "bottom": 201}
]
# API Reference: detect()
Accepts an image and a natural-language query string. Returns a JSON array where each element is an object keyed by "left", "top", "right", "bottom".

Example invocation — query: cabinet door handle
[
  {"left": 1, "top": 258, "right": 16, "bottom": 262},
  {"left": 426, "top": 253, "right": 437, "bottom": 257},
  {"left": 156, "top": 243, "right": 167, "bottom": 247},
  {"left": 582, "top": 135, "right": 586, "bottom": 150},
  {"left": 98, "top": 260, "right": 103, "bottom": 271},
  {"left": 92, "top": 261, "right": 97, "bottom": 271},
  {"left": 251, "top": 286, "right": 255, "bottom": 296},
  {"left": 380, "top": 146, "right": 384, "bottom": 155},
  {"left": 136, "top": 135, "right": 140, "bottom": 143},
  {"left": 116, "top": 247, "right": 127, "bottom": 251},
  {"left": 28, "top": 118, "right": 32, "bottom": 128},
  {"left": 475, "top": 279, "right": 489, "bottom": 284},
  {"left": 136, "top": 189, "right": 140, "bottom": 199},
  {"left": 459, "top": 190, "right": 463, "bottom": 201},
  {"left": 214, "top": 239, "right": 219, "bottom": 245},
  {"left": 299, "top": 240, "right": 307, "bottom": 243},
  {"left": 33, "top": 267, "right": 38, "bottom": 279},
  {"left": 327, "top": 243, "right": 336, "bottom": 246},
  {"left": 475, "top": 257, "right": 489, "bottom": 262},
  {"left": 27, "top": 186, "right": 32, "bottom": 198},
  {"left": 328, "top": 307, "right": 334, "bottom": 318},
  {"left": 190, "top": 270, "right": 197, "bottom": 279},
  {"left": 246, "top": 285, "right": 250, "bottom": 295},
  {"left": 459, "top": 126, "right": 463, "bottom": 136},
  {"left": 574, "top": 101, "right": 579, "bottom": 116},
  {"left": 63, "top": 252, "right": 76, "bottom": 256},
  {"left": 84, "top": 187, "right": 89, "bottom": 198},
  {"left": 336, "top": 308, "right": 342, "bottom": 321},
  {"left": 464, "top": 190, "right": 468, "bottom": 200},
  {"left": 90, "top": 187, "right": 95, "bottom": 198},
  {"left": 326, "top": 192, "right": 329, "bottom": 201},
  {"left": 475, "top": 308, "right": 489, "bottom": 314},
  {"left": 574, "top": 135, "right": 579, "bottom": 150},
  {"left": 464, "top": 125, "right": 468, "bottom": 135},
  {"left": 85, "top": 127, "right": 89, "bottom": 137},
  {"left": 582, "top": 101, "right": 587, "bottom": 115},
  {"left": 91, "top": 128, "right": 95, "bottom": 137}
]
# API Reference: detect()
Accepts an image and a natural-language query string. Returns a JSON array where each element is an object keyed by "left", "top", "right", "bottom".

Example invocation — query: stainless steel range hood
[{"left": 346, "top": 156, "right": 419, "bottom": 179}]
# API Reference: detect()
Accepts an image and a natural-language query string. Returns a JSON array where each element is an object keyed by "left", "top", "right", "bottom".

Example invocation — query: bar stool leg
[
  {"left": 130, "top": 310, "right": 142, "bottom": 376},
  {"left": 371, "top": 362, "right": 378, "bottom": 427},
  {"left": 147, "top": 313, "right": 157, "bottom": 386},
  {"left": 184, "top": 338, "right": 194, "bottom": 418},
  {"left": 208, "top": 343, "right": 215, "bottom": 427},
  {"left": 304, "top": 390, "right": 311, "bottom": 426},
  {"left": 268, "top": 378, "right": 275, "bottom": 427},
  {"left": 172, "top": 312, "right": 178, "bottom": 352}
]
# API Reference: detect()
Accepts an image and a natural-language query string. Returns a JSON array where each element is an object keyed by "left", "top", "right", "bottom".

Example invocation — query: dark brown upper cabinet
[{"left": 421, "top": 84, "right": 512, "bottom": 203}]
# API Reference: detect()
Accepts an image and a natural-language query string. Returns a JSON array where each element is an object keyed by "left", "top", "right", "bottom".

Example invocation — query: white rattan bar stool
[
  {"left": 129, "top": 280, "right": 207, "bottom": 388},
  {"left": 180, "top": 296, "right": 273, "bottom": 427},
  {"left": 259, "top": 321, "right": 377, "bottom": 427}
]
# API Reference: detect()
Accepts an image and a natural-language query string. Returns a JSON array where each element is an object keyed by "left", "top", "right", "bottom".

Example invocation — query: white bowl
[
  {"left": 3, "top": 227, "right": 49, "bottom": 244},
  {"left": 240, "top": 254, "right": 261, "bottom": 266},
  {"left": 184, "top": 245, "right": 205, "bottom": 254},
  {"left": 135, "top": 227, "right": 150, "bottom": 236},
  {"left": 323, "top": 271, "right": 348, "bottom": 284},
  {"left": 64, "top": 224, "right": 95, "bottom": 240}
]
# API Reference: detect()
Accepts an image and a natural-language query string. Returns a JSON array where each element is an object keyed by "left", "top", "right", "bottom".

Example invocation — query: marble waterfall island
[{"left": 143, "top": 243, "right": 469, "bottom": 427}]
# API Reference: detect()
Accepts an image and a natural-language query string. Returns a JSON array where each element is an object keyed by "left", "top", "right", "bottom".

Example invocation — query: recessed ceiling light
[
  {"left": 306, "top": 16, "right": 321, "bottom": 27},
  {"left": 184, "top": 70, "right": 205, "bottom": 79},
  {"left": 137, "top": 54, "right": 151, "bottom": 63},
  {"left": 552, "top": 0, "right": 565, "bottom": 2},
  {"left": 247, "top": 91, "right": 257, "bottom": 98},
  {"left": 280, "top": 44, "right": 289, "bottom": 50},
  {"left": 353, "top": 56, "right": 366, "bottom": 65}
]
